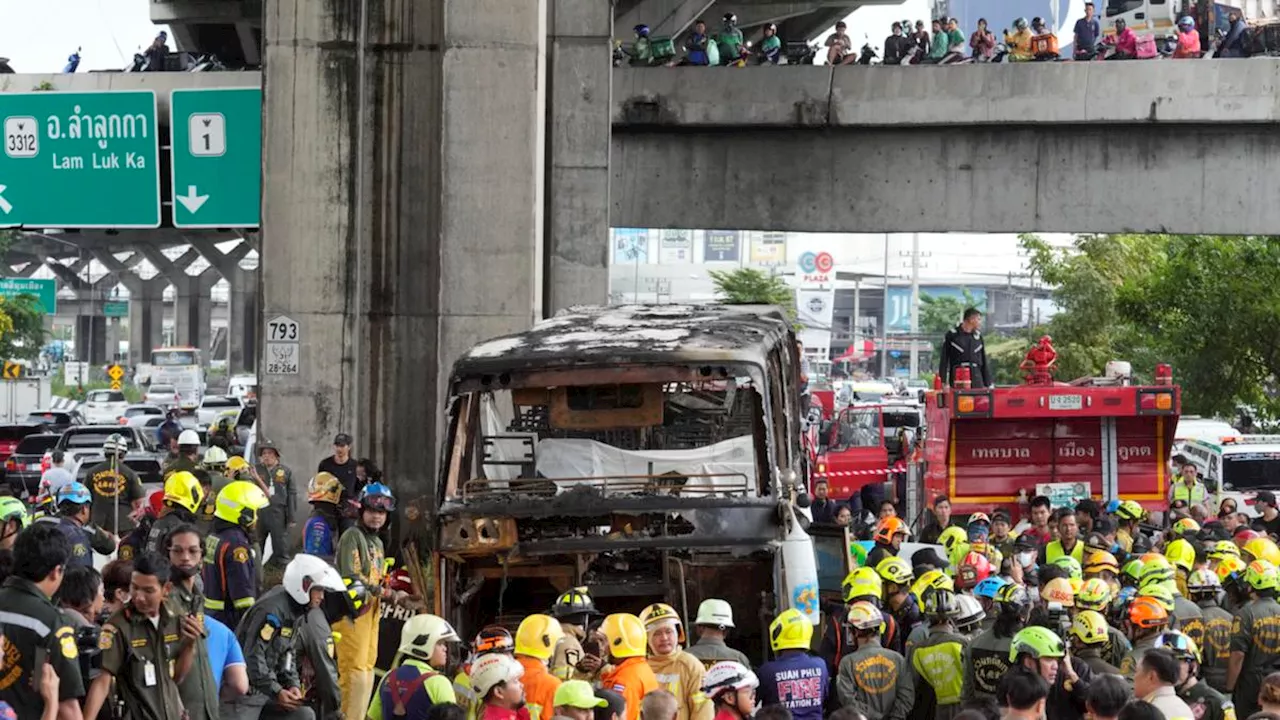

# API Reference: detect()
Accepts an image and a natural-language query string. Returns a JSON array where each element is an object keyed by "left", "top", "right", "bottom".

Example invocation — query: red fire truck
[{"left": 920, "top": 355, "right": 1181, "bottom": 518}]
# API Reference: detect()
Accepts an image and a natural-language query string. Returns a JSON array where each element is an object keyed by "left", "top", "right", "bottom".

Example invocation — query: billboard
[
  {"left": 612, "top": 228, "right": 649, "bottom": 264},
  {"left": 886, "top": 286, "right": 988, "bottom": 333},
  {"left": 750, "top": 232, "right": 787, "bottom": 266},
  {"left": 797, "top": 288, "right": 835, "bottom": 353},
  {"left": 659, "top": 230, "right": 692, "bottom": 264},
  {"left": 703, "top": 231, "right": 741, "bottom": 263}
]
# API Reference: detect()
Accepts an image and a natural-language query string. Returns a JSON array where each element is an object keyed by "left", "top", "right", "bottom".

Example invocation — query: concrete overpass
[{"left": 611, "top": 61, "right": 1280, "bottom": 235}]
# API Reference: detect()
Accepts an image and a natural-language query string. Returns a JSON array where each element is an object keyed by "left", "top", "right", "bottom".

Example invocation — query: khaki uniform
[
  {"left": 1230, "top": 596, "right": 1280, "bottom": 718},
  {"left": 1120, "top": 633, "right": 1160, "bottom": 677},
  {"left": 837, "top": 639, "right": 914, "bottom": 720},
  {"left": 85, "top": 459, "right": 145, "bottom": 535},
  {"left": 171, "top": 582, "right": 220, "bottom": 720},
  {"left": 0, "top": 576, "right": 85, "bottom": 715},
  {"left": 1075, "top": 647, "right": 1122, "bottom": 676},
  {"left": 257, "top": 462, "right": 296, "bottom": 567},
  {"left": 99, "top": 601, "right": 191, "bottom": 720},
  {"left": 685, "top": 636, "right": 751, "bottom": 669},
  {"left": 646, "top": 650, "right": 712, "bottom": 720},
  {"left": 551, "top": 624, "right": 591, "bottom": 682},
  {"left": 1181, "top": 681, "right": 1235, "bottom": 720},
  {"left": 1200, "top": 604, "right": 1233, "bottom": 691}
]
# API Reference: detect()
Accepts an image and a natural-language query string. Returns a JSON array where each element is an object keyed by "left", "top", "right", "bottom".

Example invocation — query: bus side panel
[{"left": 1115, "top": 416, "right": 1169, "bottom": 502}]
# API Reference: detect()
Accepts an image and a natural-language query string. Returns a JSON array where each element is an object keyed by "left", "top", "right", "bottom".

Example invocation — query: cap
[
  {"left": 912, "top": 547, "right": 949, "bottom": 570},
  {"left": 333, "top": 433, "right": 353, "bottom": 446},
  {"left": 1258, "top": 491, "right": 1277, "bottom": 506},
  {"left": 555, "top": 681, "right": 608, "bottom": 710},
  {"left": 594, "top": 689, "right": 626, "bottom": 720},
  {"left": 992, "top": 508, "right": 1012, "bottom": 524}
]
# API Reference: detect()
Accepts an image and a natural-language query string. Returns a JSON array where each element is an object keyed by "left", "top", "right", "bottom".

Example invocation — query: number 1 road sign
[
  {"left": 0, "top": 90, "right": 161, "bottom": 228},
  {"left": 169, "top": 87, "right": 262, "bottom": 229}
]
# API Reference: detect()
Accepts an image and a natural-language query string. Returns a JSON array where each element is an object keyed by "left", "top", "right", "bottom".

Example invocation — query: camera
[
  {"left": 75, "top": 625, "right": 103, "bottom": 678},
  {"left": 1046, "top": 601, "right": 1071, "bottom": 639}
]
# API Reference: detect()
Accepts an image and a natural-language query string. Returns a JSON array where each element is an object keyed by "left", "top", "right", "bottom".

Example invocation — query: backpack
[{"left": 386, "top": 669, "right": 437, "bottom": 716}]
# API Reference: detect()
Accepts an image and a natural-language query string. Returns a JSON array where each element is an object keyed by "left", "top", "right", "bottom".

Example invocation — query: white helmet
[
  {"left": 178, "top": 429, "right": 200, "bottom": 446},
  {"left": 203, "top": 446, "right": 229, "bottom": 467},
  {"left": 695, "top": 599, "right": 735, "bottom": 628},
  {"left": 103, "top": 434, "right": 127, "bottom": 455},
  {"left": 951, "top": 593, "right": 987, "bottom": 631},
  {"left": 470, "top": 652, "right": 524, "bottom": 697},
  {"left": 282, "top": 554, "right": 345, "bottom": 605},
  {"left": 703, "top": 661, "right": 758, "bottom": 701},
  {"left": 399, "top": 613, "right": 460, "bottom": 660}
]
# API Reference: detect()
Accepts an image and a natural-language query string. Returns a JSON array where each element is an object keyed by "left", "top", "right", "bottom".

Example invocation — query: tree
[
  {"left": 919, "top": 288, "right": 982, "bottom": 335},
  {"left": 0, "top": 231, "right": 47, "bottom": 361},
  {"left": 708, "top": 267, "right": 794, "bottom": 307}
]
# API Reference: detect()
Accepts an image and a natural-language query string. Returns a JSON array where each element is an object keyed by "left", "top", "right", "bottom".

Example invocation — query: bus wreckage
[{"left": 433, "top": 304, "right": 820, "bottom": 655}]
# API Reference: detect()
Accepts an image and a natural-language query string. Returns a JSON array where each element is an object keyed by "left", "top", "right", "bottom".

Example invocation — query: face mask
[
  {"left": 1017, "top": 551, "right": 1035, "bottom": 567},
  {"left": 170, "top": 563, "right": 199, "bottom": 581}
]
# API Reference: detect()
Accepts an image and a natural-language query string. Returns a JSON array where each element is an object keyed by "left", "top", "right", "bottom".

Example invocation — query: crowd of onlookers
[{"left": 620, "top": 2, "right": 1264, "bottom": 67}]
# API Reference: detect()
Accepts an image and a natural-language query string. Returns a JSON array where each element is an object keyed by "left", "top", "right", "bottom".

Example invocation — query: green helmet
[
  {"left": 1122, "top": 558, "right": 1145, "bottom": 586},
  {"left": 1052, "top": 556, "right": 1083, "bottom": 581},
  {"left": 1139, "top": 559, "right": 1175, "bottom": 589},
  {"left": 0, "top": 496, "right": 30, "bottom": 530},
  {"left": 1009, "top": 626, "right": 1067, "bottom": 662}
]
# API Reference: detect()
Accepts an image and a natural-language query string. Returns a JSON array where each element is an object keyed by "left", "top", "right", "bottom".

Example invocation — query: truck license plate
[{"left": 1049, "top": 395, "right": 1083, "bottom": 410}]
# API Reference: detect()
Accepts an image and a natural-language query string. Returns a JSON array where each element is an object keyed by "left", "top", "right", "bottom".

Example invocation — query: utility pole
[
  {"left": 909, "top": 233, "right": 921, "bottom": 378},
  {"left": 879, "top": 235, "right": 890, "bottom": 377}
]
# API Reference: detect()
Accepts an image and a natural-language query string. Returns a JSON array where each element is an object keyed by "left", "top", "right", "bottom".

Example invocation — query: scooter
[
  {"left": 856, "top": 43, "right": 879, "bottom": 65},
  {"left": 0, "top": 57, "right": 12, "bottom": 74},
  {"left": 784, "top": 41, "right": 818, "bottom": 65},
  {"left": 186, "top": 52, "right": 226, "bottom": 72},
  {"left": 990, "top": 43, "right": 1010, "bottom": 63}
]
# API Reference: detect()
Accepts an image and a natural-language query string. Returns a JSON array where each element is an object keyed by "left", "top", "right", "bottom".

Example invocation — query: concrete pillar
[
  {"left": 106, "top": 317, "right": 124, "bottom": 362},
  {"left": 127, "top": 279, "right": 166, "bottom": 367},
  {"left": 545, "top": 0, "right": 613, "bottom": 311},
  {"left": 74, "top": 316, "right": 108, "bottom": 364},
  {"left": 261, "top": 0, "right": 545, "bottom": 506},
  {"left": 188, "top": 239, "right": 255, "bottom": 373}
]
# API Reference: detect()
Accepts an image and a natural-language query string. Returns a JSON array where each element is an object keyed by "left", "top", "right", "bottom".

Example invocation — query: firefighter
[
  {"left": 938, "top": 308, "right": 991, "bottom": 387},
  {"left": 686, "top": 599, "right": 751, "bottom": 668},
  {"left": 514, "top": 614, "right": 565, "bottom": 720},
  {"left": 0, "top": 495, "right": 29, "bottom": 551},
  {"left": 144, "top": 470, "right": 205, "bottom": 555},
  {"left": 836, "top": 601, "right": 914, "bottom": 716},
  {"left": 221, "top": 554, "right": 345, "bottom": 720},
  {"left": 1070, "top": 611, "right": 1123, "bottom": 676},
  {"left": 550, "top": 587, "right": 603, "bottom": 682},
  {"left": 1076, "top": 577, "right": 1131, "bottom": 670},
  {"left": 1188, "top": 567, "right": 1232, "bottom": 692},
  {"left": 909, "top": 573, "right": 969, "bottom": 718},
  {"left": 867, "top": 516, "right": 911, "bottom": 569},
  {"left": 877, "top": 556, "right": 919, "bottom": 656},
  {"left": 299, "top": 576, "right": 370, "bottom": 720},
  {"left": 471, "top": 654, "right": 527, "bottom": 720},
  {"left": 757, "top": 609, "right": 827, "bottom": 720},
  {"left": 36, "top": 482, "right": 116, "bottom": 568},
  {"left": 303, "top": 472, "right": 343, "bottom": 564},
  {"left": 458, "top": 627, "right": 516, "bottom": 720},
  {"left": 703, "top": 661, "right": 758, "bottom": 720},
  {"left": 202, "top": 480, "right": 269, "bottom": 629},
  {"left": 1121, "top": 596, "right": 1171, "bottom": 677},
  {"left": 1226, "top": 559, "right": 1280, "bottom": 718},
  {"left": 84, "top": 433, "right": 144, "bottom": 537},
  {"left": 599, "top": 613, "right": 660, "bottom": 720},
  {"left": 1156, "top": 630, "right": 1235, "bottom": 720},
  {"left": 334, "top": 482, "right": 404, "bottom": 720},
  {"left": 369, "top": 614, "right": 461, "bottom": 720},
  {"left": 964, "top": 582, "right": 1030, "bottom": 702},
  {"left": 256, "top": 440, "right": 296, "bottom": 569},
  {"left": 640, "top": 602, "right": 712, "bottom": 720},
  {"left": 1008, "top": 626, "right": 1092, "bottom": 720}
]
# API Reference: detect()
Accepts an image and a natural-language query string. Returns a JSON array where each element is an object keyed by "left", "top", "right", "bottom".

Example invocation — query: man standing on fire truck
[{"left": 939, "top": 308, "right": 992, "bottom": 388}]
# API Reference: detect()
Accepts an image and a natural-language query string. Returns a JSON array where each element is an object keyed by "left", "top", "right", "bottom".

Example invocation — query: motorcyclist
[
  {"left": 1004, "top": 18, "right": 1035, "bottom": 62},
  {"left": 1105, "top": 19, "right": 1138, "bottom": 59},
  {"left": 1220, "top": 10, "right": 1249, "bottom": 57},
  {"left": 969, "top": 18, "right": 996, "bottom": 61},
  {"left": 927, "top": 18, "right": 949, "bottom": 61},
  {"left": 757, "top": 24, "right": 781, "bottom": 65},
  {"left": 630, "top": 25, "right": 654, "bottom": 67},
  {"left": 716, "top": 13, "right": 744, "bottom": 65},
  {"left": 884, "top": 22, "right": 911, "bottom": 64},
  {"left": 1174, "top": 16, "right": 1202, "bottom": 58},
  {"left": 157, "top": 408, "right": 184, "bottom": 450},
  {"left": 682, "top": 19, "right": 717, "bottom": 66}
]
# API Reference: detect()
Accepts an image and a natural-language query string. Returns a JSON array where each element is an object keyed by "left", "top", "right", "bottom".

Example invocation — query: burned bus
[{"left": 432, "top": 305, "right": 819, "bottom": 659}]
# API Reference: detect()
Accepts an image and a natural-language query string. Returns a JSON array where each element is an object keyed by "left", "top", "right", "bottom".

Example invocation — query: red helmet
[
  {"left": 956, "top": 551, "right": 992, "bottom": 590},
  {"left": 148, "top": 490, "right": 165, "bottom": 517},
  {"left": 1235, "top": 529, "right": 1263, "bottom": 549}
]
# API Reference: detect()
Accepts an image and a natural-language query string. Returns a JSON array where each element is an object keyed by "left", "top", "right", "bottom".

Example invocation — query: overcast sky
[{"left": 1, "top": 0, "right": 169, "bottom": 74}]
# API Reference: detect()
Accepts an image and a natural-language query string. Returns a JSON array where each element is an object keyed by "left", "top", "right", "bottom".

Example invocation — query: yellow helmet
[
  {"left": 639, "top": 602, "right": 684, "bottom": 644},
  {"left": 1084, "top": 550, "right": 1120, "bottom": 577},
  {"left": 769, "top": 608, "right": 814, "bottom": 652},
  {"left": 1217, "top": 555, "right": 1248, "bottom": 585},
  {"left": 939, "top": 527, "right": 968, "bottom": 555},
  {"left": 307, "top": 472, "right": 343, "bottom": 506},
  {"left": 876, "top": 556, "right": 914, "bottom": 586},
  {"left": 162, "top": 471, "right": 205, "bottom": 514},
  {"left": 910, "top": 569, "right": 954, "bottom": 602},
  {"left": 1244, "top": 538, "right": 1280, "bottom": 567},
  {"left": 1041, "top": 577, "right": 1075, "bottom": 607},
  {"left": 1171, "top": 518, "right": 1201, "bottom": 536},
  {"left": 1246, "top": 559, "right": 1280, "bottom": 592},
  {"left": 226, "top": 456, "right": 252, "bottom": 476},
  {"left": 214, "top": 480, "right": 269, "bottom": 527},
  {"left": 1207, "top": 541, "right": 1241, "bottom": 562},
  {"left": 514, "top": 614, "right": 564, "bottom": 661},
  {"left": 601, "top": 613, "right": 647, "bottom": 659},
  {"left": 842, "top": 567, "right": 883, "bottom": 604},
  {"left": 1077, "top": 578, "right": 1112, "bottom": 612},
  {"left": 1165, "top": 538, "right": 1197, "bottom": 573},
  {"left": 1071, "top": 610, "right": 1110, "bottom": 646}
]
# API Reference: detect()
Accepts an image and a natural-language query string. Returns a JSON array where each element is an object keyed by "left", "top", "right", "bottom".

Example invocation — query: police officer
[
  {"left": 83, "top": 551, "right": 202, "bottom": 720},
  {"left": 84, "top": 433, "right": 145, "bottom": 537},
  {"left": 256, "top": 440, "right": 296, "bottom": 570},
  {"left": 0, "top": 523, "right": 85, "bottom": 718},
  {"left": 1226, "top": 559, "right": 1280, "bottom": 718},
  {"left": 144, "top": 471, "right": 205, "bottom": 555},
  {"left": 298, "top": 576, "right": 369, "bottom": 720},
  {"left": 203, "top": 480, "right": 270, "bottom": 630},
  {"left": 938, "top": 307, "right": 992, "bottom": 388},
  {"left": 836, "top": 601, "right": 913, "bottom": 717},
  {"left": 36, "top": 482, "right": 117, "bottom": 568},
  {"left": 222, "top": 554, "right": 345, "bottom": 720},
  {"left": 167, "top": 523, "right": 221, "bottom": 720}
]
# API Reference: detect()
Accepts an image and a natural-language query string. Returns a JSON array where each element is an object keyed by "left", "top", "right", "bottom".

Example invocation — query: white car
[
  {"left": 118, "top": 404, "right": 167, "bottom": 428},
  {"left": 197, "top": 395, "right": 243, "bottom": 430},
  {"left": 144, "top": 384, "right": 182, "bottom": 409},
  {"left": 228, "top": 374, "right": 257, "bottom": 400},
  {"left": 82, "top": 390, "right": 129, "bottom": 425}
]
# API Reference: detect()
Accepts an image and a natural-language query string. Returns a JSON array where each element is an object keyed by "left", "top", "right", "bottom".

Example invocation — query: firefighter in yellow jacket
[{"left": 640, "top": 603, "right": 713, "bottom": 720}]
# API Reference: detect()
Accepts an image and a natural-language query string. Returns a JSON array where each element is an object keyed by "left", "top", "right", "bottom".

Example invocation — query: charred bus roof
[{"left": 450, "top": 304, "right": 793, "bottom": 391}]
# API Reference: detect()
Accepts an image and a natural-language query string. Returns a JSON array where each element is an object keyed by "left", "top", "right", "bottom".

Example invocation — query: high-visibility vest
[
  {"left": 1046, "top": 539, "right": 1084, "bottom": 564},
  {"left": 1172, "top": 481, "right": 1208, "bottom": 506}
]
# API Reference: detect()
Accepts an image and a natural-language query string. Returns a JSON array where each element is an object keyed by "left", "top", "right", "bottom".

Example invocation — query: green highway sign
[
  {"left": 0, "top": 278, "right": 57, "bottom": 314},
  {"left": 170, "top": 87, "right": 262, "bottom": 229},
  {"left": 103, "top": 300, "right": 129, "bottom": 318},
  {"left": 0, "top": 91, "right": 160, "bottom": 228}
]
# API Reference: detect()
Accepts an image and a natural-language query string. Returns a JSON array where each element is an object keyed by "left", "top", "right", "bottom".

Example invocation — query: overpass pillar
[
  {"left": 74, "top": 316, "right": 108, "bottom": 364},
  {"left": 261, "top": 0, "right": 546, "bottom": 489},
  {"left": 546, "top": 0, "right": 614, "bottom": 310},
  {"left": 188, "top": 239, "right": 255, "bottom": 373},
  {"left": 127, "top": 279, "right": 166, "bottom": 367}
]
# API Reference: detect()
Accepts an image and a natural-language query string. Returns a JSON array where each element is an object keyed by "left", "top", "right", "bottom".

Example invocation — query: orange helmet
[
  {"left": 1127, "top": 596, "right": 1170, "bottom": 630},
  {"left": 874, "top": 517, "right": 911, "bottom": 546}
]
